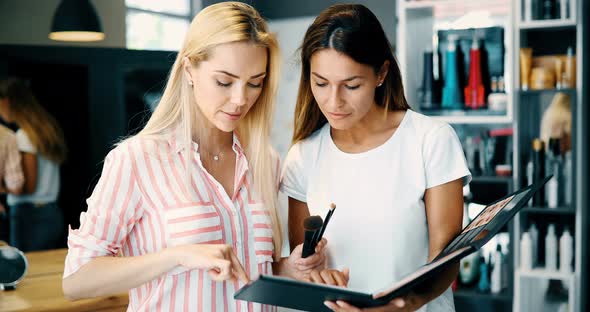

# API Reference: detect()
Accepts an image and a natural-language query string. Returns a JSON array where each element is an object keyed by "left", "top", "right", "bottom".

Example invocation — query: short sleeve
[
  {"left": 15, "top": 130, "right": 36, "bottom": 154},
  {"left": 423, "top": 124, "right": 472, "bottom": 189},
  {"left": 280, "top": 142, "right": 308, "bottom": 203},
  {"left": 64, "top": 146, "right": 143, "bottom": 278}
]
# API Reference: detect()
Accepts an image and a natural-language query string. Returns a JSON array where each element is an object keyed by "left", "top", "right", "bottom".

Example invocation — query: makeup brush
[
  {"left": 316, "top": 203, "right": 336, "bottom": 244},
  {"left": 301, "top": 215, "right": 323, "bottom": 258}
]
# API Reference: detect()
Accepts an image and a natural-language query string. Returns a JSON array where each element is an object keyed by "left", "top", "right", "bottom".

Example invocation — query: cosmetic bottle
[
  {"left": 559, "top": 227, "right": 573, "bottom": 273},
  {"left": 532, "top": 139, "right": 545, "bottom": 206},
  {"left": 564, "top": 151, "right": 572, "bottom": 205},
  {"left": 546, "top": 138, "right": 562, "bottom": 208},
  {"left": 442, "top": 36, "right": 462, "bottom": 109},
  {"left": 464, "top": 35, "right": 485, "bottom": 109},
  {"left": 563, "top": 46, "right": 576, "bottom": 88},
  {"left": 491, "top": 244, "right": 503, "bottom": 294},
  {"left": 524, "top": 0, "right": 533, "bottom": 21},
  {"left": 546, "top": 224, "right": 558, "bottom": 271},
  {"left": 530, "top": 223, "right": 539, "bottom": 267},
  {"left": 521, "top": 231, "right": 533, "bottom": 270},
  {"left": 478, "top": 256, "right": 490, "bottom": 292}
]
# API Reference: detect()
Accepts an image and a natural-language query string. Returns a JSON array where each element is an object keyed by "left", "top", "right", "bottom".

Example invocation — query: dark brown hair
[
  {"left": 0, "top": 78, "right": 67, "bottom": 164},
  {"left": 292, "top": 4, "right": 410, "bottom": 143}
]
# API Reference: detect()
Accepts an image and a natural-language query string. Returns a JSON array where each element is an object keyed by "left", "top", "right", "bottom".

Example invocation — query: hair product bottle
[
  {"left": 545, "top": 224, "right": 558, "bottom": 271},
  {"left": 530, "top": 223, "right": 539, "bottom": 267},
  {"left": 532, "top": 139, "right": 546, "bottom": 206},
  {"left": 521, "top": 231, "right": 533, "bottom": 270},
  {"left": 559, "top": 227, "right": 573, "bottom": 273}
]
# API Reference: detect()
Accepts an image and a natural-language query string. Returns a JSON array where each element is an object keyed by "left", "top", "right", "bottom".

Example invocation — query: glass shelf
[
  {"left": 453, "top": 288, "right": 512, "bottom": 302},
  {"left": 421, "top": 109, "right": 511, "bottom": 124},
  {"left": 518, "top": 88, "right": 576, "bottom": 95},
  {"left": 516, "top": 268, "right": 575, "bottom": 280},
  {"left": 520, "top": 206, "right": 575, "bottom": 215},
  {"left": 519, "top": 19, "right": 577, "bottom": 30}
]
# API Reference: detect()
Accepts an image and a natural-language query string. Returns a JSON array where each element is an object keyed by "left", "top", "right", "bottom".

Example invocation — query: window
[{"left": 126, "top": 0, "right": 198, "bottom": 51}]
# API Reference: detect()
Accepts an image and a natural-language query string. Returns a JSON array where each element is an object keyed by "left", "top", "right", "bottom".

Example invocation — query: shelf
[
  {"left": 471, "top": 176, "right": 513, "bottom": 184},
  {"left": 519, "top": 19, "right": 577, "bottom": 30},
  {"left": 453, "top": 288, "right": 512, "bottom": 302},
  {"left": 516, "top": 268, "right": 574, "bottom": 280},
  {"left": 402, "top": 0, "right": 505, "bottom": 10},
  {"left": 518, "top": 88, "right": 576, "bottom": 95},
  {"left": 422, "top": 109, "right": 511, "bottom": 124},
  {"left": 520, "top": 206, "right": 575, "bottom": 215}
]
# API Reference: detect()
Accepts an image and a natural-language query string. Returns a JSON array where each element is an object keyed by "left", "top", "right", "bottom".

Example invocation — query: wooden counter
[{"left": 0, "top": 249, "right": 128, "bottom": 312}]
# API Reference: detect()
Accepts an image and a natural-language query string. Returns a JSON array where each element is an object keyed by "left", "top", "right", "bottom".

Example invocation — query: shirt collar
[{"left": 168, "top": 126, "right": 245, "bottom": 157}]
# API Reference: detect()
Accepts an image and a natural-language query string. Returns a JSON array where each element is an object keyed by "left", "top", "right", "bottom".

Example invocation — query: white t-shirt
[
  {"left": 7, "top": 129, "right": 61, "bottom": 205},
  {"left": 280, "top": 110, "right": 471, "bottom": 312}
]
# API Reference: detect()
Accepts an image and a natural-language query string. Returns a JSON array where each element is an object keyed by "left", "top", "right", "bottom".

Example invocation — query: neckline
[{"left": 326, "top": 110, "right": 410, "bottom": 159}]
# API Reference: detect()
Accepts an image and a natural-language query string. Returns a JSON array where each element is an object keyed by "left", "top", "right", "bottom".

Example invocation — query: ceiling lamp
[{"left": 49, "top": 0, "right": 105, "bottom": 42}]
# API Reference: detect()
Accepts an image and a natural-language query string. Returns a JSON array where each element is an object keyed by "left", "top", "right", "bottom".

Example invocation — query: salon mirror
[{"left": 0, "top": 241, "right": 28, "bottom": 290}]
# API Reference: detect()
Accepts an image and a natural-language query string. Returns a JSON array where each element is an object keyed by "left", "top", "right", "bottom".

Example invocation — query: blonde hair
[
  {"left": 0, "top": 78, "right": 67, "bottom": 164},
  {"left": 136, "top": 2, "right": 282, "bottom": 259},
  {"left": 540, "top": 92, "right": 571, "bottom": 145}
]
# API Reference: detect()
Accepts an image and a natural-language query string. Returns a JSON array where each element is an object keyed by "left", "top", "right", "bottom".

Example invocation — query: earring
[
  {"left": 188, "top": 80, "right": 193, "bottom": 86},
  {"left": 377, "top": 81, "right": 383, "bottom": 87}
]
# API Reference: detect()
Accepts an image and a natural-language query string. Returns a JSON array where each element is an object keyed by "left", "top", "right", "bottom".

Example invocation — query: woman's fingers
[
  {"left": 323, "top": 300, "right": 362, "bottom": 312},
  {"left": 315, "top": 238, "right": 328, "bottom": 252},
  {"left": 324, "top": 301, "right": 340, "bottom": 311},
  {"left": 295, "top": 252, "right": 325, "bottom": 268},
  {"left": 332, "top": 270, "right": 348, "bottom": 287},
  {"left": 309, "top": 269, "right": 348, "bottom": 286},
  {"left": 336, "top": 300, "right": 362, "bottom": 311},
  {"left": 228, "top": 249, "right": 250, "bottom": 283},
  {"left": 320, "top": 269, "right": 337, "bottom": 285},
  {"left": 309, "top": 269, "right": 324, "bottom": 284},
  {"left": 208, "top": 259, "right": 232, "bottom": 281}
]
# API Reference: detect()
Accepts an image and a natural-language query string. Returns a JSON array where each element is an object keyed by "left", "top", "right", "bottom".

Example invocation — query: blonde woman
[
  {"left": 62, "top": 2, "right": 324, "bottom": 311},
  {"left": 0, "top": 78, "right": 67, "bottom": 252}
]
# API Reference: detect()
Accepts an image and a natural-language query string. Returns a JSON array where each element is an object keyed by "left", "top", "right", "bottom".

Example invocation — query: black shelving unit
[
  {"left": 453, "top": 288, "right": 512, "bottom": 311},
  {"left": 520, "top": 206, "right": 576, "bottom": 215}
]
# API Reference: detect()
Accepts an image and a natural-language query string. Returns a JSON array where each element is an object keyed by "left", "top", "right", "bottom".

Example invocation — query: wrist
[{"left": 162, "top": 246, "right": 183, "bottom": 268}]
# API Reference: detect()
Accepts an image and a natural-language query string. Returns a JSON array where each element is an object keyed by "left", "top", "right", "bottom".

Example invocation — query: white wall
[
  {"left": 0, "top": 0, "right": 126, "bottom": 48},
  {"left": 268, "top": 16, "right": 316, "bottom": 160}
]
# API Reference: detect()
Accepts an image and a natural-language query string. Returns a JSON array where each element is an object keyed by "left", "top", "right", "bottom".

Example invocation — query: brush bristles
[{"left": 303, "top": 215, "right": 323, "bottom": 230}]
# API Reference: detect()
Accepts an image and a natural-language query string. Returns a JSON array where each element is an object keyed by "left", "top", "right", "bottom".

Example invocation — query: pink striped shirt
[
  {"left": 0, "top": 124, "right": 24, "bottom": 191},
  {"left": 65, "top": 130, "right": 280, "bottom": 312}
]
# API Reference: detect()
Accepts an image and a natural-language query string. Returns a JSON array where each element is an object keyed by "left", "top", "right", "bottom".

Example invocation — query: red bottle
[{"left": 464, "top": 37, "right": 485, "bottom": 109}]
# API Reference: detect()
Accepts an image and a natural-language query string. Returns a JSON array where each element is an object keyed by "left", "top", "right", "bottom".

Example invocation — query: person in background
[
  {"left": 281, "top": 4, "right": 471, "bottom": 312},
  {"left": 0, "top": 77, "right": 67, "bottom": 252},
  {"left": 0, "top": 123, "right": 24, "bottom": 241},
  {"left": 61, "top": 2, "right": 324, "bottom": 311}
]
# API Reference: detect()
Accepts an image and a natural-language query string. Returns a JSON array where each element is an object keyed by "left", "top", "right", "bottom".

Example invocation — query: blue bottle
[
  {"left": 442, "top": 35, "right": 463, "bottom": 109},
  {"left": 478, "top": 256, "right": 490, "bottom": 292}
]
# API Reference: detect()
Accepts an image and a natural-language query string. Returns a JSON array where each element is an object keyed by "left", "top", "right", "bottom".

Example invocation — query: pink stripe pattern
[{"left": 64, "top": 131, "right": 278, "bottom": 311}]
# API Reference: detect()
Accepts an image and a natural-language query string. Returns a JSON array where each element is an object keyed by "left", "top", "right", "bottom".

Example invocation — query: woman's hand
[
  {"left": 308, "top": 268, "right": 349, "bottom": 287},
  {"left": 169, "top": 244, "right": 249, "bottom": 283},
  {"left": 283, "top": 238, "right": 328, "bottom": 280},
  {"left": 324, "top": 292, "right": 425, "bottom": 312}
]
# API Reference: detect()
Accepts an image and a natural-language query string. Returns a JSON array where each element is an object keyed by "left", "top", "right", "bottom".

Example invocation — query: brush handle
[{"left": 316, "top": 208, "right": 334, "bottom": 244}]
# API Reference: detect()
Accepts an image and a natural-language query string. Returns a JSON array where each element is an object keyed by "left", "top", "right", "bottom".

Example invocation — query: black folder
[{"left": 235, "top": 177, "right": 551, "bottom": 311}]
